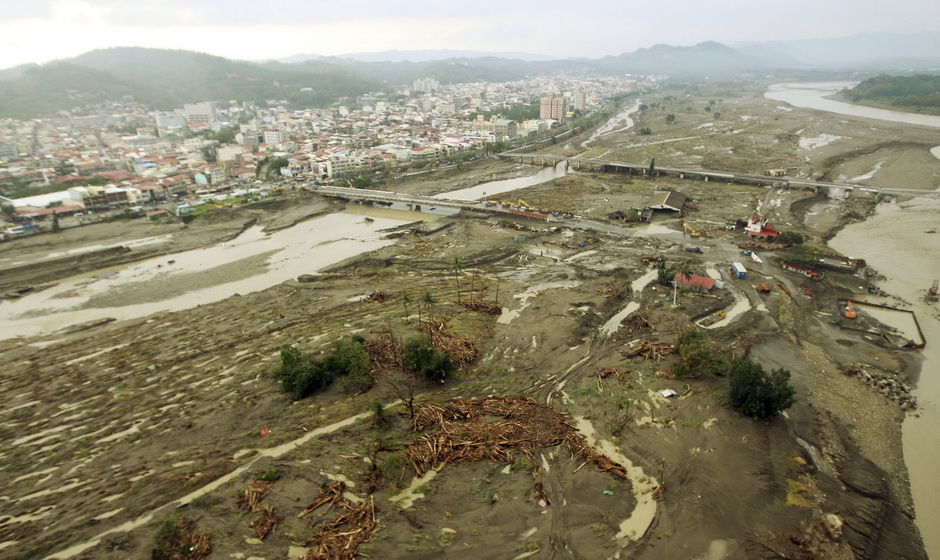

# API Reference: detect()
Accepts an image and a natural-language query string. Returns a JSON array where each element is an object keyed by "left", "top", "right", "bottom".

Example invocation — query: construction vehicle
[
  {"left": 683, "top": 225, "right": 701, "bottom": 238},
  {"left": 755, "top": 283, "right": 770, "bottom": 293},
  {"left": 843, "top": 300, "right": 858, "bottom": 319}
]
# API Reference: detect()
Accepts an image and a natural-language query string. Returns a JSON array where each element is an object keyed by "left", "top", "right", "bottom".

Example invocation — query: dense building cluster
[{"left": 0, "top": 75, "right": 647, "bottom": 223}]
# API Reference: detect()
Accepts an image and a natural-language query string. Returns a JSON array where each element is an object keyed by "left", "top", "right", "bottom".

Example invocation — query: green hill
[
  {"left": 843, "top": 74, "right": 940, "bottom": 112},
  {"left": 0, "top": 47, "right": 381, "bottom": 117}
]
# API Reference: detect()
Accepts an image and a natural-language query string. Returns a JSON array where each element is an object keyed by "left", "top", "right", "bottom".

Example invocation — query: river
[
  {"left": 0, "top": 163, "right": 573, "bottom": 341},
  {"left": 770, "top": 82, "right": 940, "bottom": 557}
]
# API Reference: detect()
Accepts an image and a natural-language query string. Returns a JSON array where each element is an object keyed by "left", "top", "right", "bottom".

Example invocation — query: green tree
[
  {"left": 673, "top": 325, "right": 726, "bottom": 378},
  {"left": 665, "top": 114, "right": 676, "bottom": 124},
  {"left": 714, "top": 111, "right": 721, "bottom": 119},
  {"left": 657, "top": 260, "right": 675, "bottom": 285},
  {"left": 453, "top": 256, "right": 463, "bottom": 303},
  {"left": 776, "top": 231, "right": 805, "bottom": 247},
  {"left": 51, "top": 212, "right": 60, "bottom": 233},
  {"left": 422, "top": 292, "right": 435, "bottom": 324},
  {"left": 401, "top": 290, "right": 412, "bottom": 321},
  {"left": 728, "top": 360, "right": 796, "bottom": 419},
  {"left": 648, "top": 157, "right": 656, "bottom": 177},
  {"left": 639, "top": 127, "right": 652, "bottom": 135},
  {"left": 402, "top": 335, "right": 456, "bottom": 383}
]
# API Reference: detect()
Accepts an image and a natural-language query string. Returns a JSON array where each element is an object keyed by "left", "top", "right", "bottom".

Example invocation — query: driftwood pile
[
  {"left": 602, "top": 286, "right": 626, "bottom": 299},
  {"left": 154, "top": 519, "right": 212, "bottom": 560},
  {"left": 368, "top": 290, "right": 386, "bottom": 303},
  {"left": 300, "top": 481, "right": 380, "bottom": 560},
  {"left": 406, "top": 394, "right": 628, "bottom": 497},
  {"left": 235, "top": 480, "right": 282, "bottom": 540},
  {"left": 418, "top": 319, "right": 479, "bottom": 367},
  {"left": 249, "top": 505, "right": 283, "bottom": 540},
  {"left": 621, "top": 341, "right": 674, "bottom": 360},
  {"left": 459, "top": 298, "right": 502, "bottom": 315},
  {"left": 236, "top": 480, "right": 273, "bottom": 512},
  {"left": 363, "top": 330, "right": 402, "bottom": 373},
  {"left": 620, "top": 314, "right": 655, "bottom": 335}
]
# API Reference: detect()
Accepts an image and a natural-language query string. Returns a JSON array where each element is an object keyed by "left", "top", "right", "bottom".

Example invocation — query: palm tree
[
  {"left": 453, "top": 256, "right": 463, "bottom": 303},
  {"left": 423, "top": 291, "right": 435, "bottom": 324},
  {"left": 401, "top": 290, "right": 412, "bottom": 322}
]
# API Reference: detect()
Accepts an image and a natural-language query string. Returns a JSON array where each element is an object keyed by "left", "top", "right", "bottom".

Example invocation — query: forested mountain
[{"left": 0, "top": 39, "right": 899, "bottom": 118}]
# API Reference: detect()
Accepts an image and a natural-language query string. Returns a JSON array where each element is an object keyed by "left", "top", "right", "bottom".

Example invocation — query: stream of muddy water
[{"left": 770, "top": 82, "right": 940, "bottom": 557}]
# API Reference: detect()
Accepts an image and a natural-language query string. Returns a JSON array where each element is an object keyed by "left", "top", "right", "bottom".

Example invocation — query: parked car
[{"left": 684, "top": 246, "right": 703, "bottom": 253}]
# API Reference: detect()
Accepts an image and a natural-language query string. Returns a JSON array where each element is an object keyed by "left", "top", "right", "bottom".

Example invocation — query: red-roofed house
[
  {"left": 673, "top": 272, "right": 716, "bottom": 293},
  {"left": 745, "top": 214, "right": 779, "bottom": 240}
]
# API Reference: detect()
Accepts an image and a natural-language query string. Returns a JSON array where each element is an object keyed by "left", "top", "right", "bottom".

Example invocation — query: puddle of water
[
  {"left": 600, "top": 269, "right": 658, "bottom": 336},
  {"left": 854, "top": 302, "right": 923, "bottom": 344},
  {"left": 798, "top": 134, "right": 842, "bottom": 150},
  {"left": 698, "top": 289, "right": 752, "bottom": 330},
  {"left": 572, "top": 417, "right": 658, "bottom": 542},
  {"left": 497, "top": 280, "right": 580, "bottom": 325},
  {"left": 390, "top": 469, "right": 438, "bottom": 509},
  {"left": 850, "top": 161, "right": 884, "bottom": 183}
]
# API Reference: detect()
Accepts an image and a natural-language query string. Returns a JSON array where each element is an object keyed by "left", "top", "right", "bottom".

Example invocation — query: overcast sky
[{"left": 1, "top": 0, "right": 938, "bottom": 68}]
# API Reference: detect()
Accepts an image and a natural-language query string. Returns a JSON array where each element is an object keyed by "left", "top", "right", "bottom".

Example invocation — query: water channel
[
  {"left": 0, "top": 160, "right": 571, "bottom": 341},
  {"left": 770, "top": 82, "right": 940, "bottom": 557}
]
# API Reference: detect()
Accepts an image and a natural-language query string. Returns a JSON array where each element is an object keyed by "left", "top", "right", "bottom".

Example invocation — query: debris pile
[
  {"left": 368, "top": 291, "right": 386, "bottom": 303},
  {"left": 153, "top": 519, "right": 212, "bottom": 560},
  {"left": 300, "top": 481, "right": 380, "bottom": 560},
  {"left": 843, "top": 363, "right": 917, "bottom": 411},
  {"left": 418, "top": 319, "right": 479, "bottom": 367},
  {"left": 236, "top": 479, "right": 282, "bottom": 540},
  {"left": 602, "top": 286, "right": 626, "bottom": 299},
  {"left": 249, "top": 505, "right": 282, "bottom": 540},
  {"left": 406, "top": 395, "right": 628, "bottom": 497},
  {"left": 236, "top": 480, "right": 273, "bottom": 512},
  {"left": 459, "top": 299, "right": 502, "bottom": 315},
  {"left": 619, "top": 314, "right": 655, "bottom": 335},
  {"left": 621, "top": 341, "right": 674, "bottom": 360},
  {"left": 363, "top": 330, "right": 402, "bottom": 373}
]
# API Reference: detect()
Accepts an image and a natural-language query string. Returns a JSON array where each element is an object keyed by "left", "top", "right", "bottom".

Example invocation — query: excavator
[
  {"left": 843, "top": 300, "right": 857, "bottom": 319},
  {"left": 683, "top": 224, "right": 702, "bottom": 238}
]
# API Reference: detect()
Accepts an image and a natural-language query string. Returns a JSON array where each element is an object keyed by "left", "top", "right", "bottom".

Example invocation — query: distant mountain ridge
[
  {"left": 2, "top": 34, "right": 939, "bottom": 118},
  {"left": 736, "top": 31, "right": 940, "bottom": 69}
]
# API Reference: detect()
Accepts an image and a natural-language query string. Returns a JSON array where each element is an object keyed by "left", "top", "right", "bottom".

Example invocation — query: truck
[{"left": 731, "top": 262, "right": 747, "bottom": 279}]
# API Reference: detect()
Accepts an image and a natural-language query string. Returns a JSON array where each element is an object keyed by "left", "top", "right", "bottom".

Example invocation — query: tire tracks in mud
[{"left": 523, "top": 336, "right": 621, "bottom": 559}]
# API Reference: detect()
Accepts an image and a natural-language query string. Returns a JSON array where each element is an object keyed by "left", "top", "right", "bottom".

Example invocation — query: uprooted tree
[{"left": 728, "top": 359, "right": 796, "bottom": 419}]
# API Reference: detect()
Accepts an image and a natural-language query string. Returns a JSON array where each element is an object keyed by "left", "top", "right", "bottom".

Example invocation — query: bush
[
  {"left": 402, "top": 335, "right": 456, "bottom": 382},
  {"left": 776, "top": 231, "right": 805, "bottom": 247},
  {"left": 639, "top": 127, "right": 652, "bottom": 135},
  {"left": 728, "top": 360, "right": 796, "bottom": 419},
  {"left": 274, "top": 338, "right": 373, "bottom": 400},
  {"left": 674, "top": 326, "right": 726, "bottom": 378}
]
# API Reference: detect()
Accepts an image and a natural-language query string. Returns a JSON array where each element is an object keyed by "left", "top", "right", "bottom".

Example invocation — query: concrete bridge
[
  {"left": 500, "top": 152, "right": 940, "bottom": 198},
  {"left": 315, "top": 186, "right": 627, "bottom": 232}
]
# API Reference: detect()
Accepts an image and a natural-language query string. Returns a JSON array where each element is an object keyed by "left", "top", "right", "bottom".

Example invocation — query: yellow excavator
[{"left": 683, "top": 224, "right": 702, "bottom": 238}]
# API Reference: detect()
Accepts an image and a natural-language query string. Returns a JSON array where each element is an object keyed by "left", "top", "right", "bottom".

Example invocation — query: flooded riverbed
[{"left": 0, "top": 212, "right": 409, "bottom": 340}]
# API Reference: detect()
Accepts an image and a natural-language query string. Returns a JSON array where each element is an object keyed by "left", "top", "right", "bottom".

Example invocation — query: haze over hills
[
  {"left": 1, "top": 33, "right": 938, "bottom": 118},
  {"left": 736, "top": 31, "right": 940, "bottom": 69}
]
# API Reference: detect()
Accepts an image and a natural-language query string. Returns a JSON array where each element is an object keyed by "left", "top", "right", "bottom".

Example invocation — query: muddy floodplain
[{"left": 0, "top": 86, "right": 933, "bottom": 560}]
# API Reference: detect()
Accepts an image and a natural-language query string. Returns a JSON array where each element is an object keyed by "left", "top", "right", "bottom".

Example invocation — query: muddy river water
[{"left": 770, "top": 82, "right": 940, "bottom": 557}]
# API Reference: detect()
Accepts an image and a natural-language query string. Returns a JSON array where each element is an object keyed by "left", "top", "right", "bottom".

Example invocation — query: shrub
[
  {"left": 776, "top": 231, "right": 805, "bottom": 247},
  {"left": 674, "top": 325, "right": 726, "bottom": 378},
  {"left": 728, "top": 359, "right": 796, "bottom": 419},
  {"left": 274, "top": 338, "right": 373, "bottom": 400},
  {"left": 402, "top": 335, "right": 456, "bottom": 382}
]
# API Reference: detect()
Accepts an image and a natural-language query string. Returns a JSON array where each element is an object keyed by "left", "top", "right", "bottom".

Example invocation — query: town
[{"left": 0, "top": 75, "right": 648, "bottom": 234}]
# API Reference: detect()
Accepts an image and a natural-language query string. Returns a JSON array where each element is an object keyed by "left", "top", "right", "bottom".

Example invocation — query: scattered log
[
  {"left": 236, "top": 480, "right": 273, "bottom": 512},
  {"left": 249, "top": 505, "right": 282, "bottom": 540},
  {"left": 621, "top": 341, "right": 674, "bottom": 360}
]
